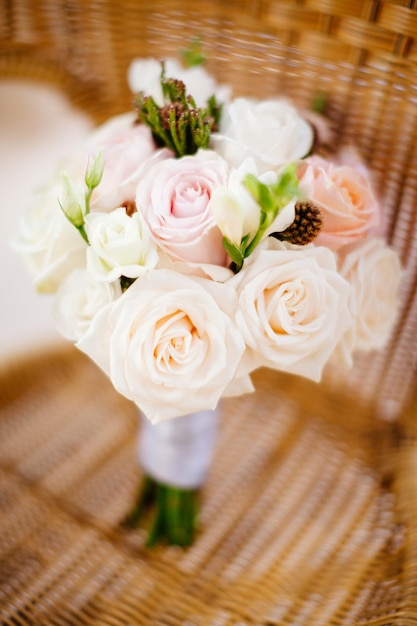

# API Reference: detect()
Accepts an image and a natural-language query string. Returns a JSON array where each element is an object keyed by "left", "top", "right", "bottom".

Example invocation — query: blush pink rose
[
  {"left": 136, "top": 149, "right": 229, "bottom": 266},
  {"left": 298, "top": 154, "right": 381, "bottom": 250},
  {"left": 69, "top": 113, "right": 159, "bottom": 212}
]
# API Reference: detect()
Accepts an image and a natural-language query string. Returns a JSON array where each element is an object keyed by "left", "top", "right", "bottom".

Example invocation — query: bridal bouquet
[{"left": 14, "top": 51, "right": 401, "bottom": 546}]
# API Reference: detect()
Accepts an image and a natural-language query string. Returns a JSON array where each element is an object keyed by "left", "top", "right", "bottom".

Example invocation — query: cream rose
[
  {"left": 77, "top": 269, "right": 247, "bottom": 423},
  {"left": 232, "top": 238, "right": 352, "bottom": 381},
  {"left": 336, "top": 237, "right": 401, "bottom": 357},
  {"left": 53, "top": 269, "right": 122, "bottom": 341},
  {"left": 298, "top": 155, "right": 381, "bottom": 250},
  {"left": 127, "top": 57, "right": 231, "bottom": 108},
  {"left": 136, "top": 149, "right": 229, "bottom": 266},
  {"left": 12, "top": 185, "right": 87, "bottom": 293},
  {"left": 84, "top": 207, "right": 159, "bottom": 282},
  {"left": 211, "top": 97, "right": 313, "bottom": 173}
]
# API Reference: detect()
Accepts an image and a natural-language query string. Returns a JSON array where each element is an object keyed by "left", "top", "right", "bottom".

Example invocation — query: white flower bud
[
  {"left": 60, "top": 171, "right": 86, "bottom": 227},
  {"left": 211, "top": 159, "right": 260, "bottom": 247},
  {"left": 85, "top": 150, "right": 105, "bottom": 189}
]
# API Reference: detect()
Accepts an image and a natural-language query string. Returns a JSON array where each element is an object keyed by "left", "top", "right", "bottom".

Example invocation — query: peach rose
[{"left": 298, "top": 155, "right": 381, "bottom": 250}]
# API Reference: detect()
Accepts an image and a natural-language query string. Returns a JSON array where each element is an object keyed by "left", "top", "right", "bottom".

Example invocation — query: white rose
[
  {"left": 231, "top": 238, "right": 352, "bottom": 381},
  {"left": 12, "top": 185, "right": 86, "bottom": 293},
  {"left": 53, "top": 269, "right": 122, "bottom": 341},
  {"left": 211, "top": 159, "right": 296, "bottom": 248},
  {"left": 211, "top": 97, "right": 314, "bottom": 173},
  {"left": 336, "top": 237, "right": 401, "bottom": 357},
  {"left": 211, "top": 158, "right": 261, "bottom": 246},
  {"left": 84, "top": 207, "right": 159, "bottom": 282},
  {"left": 127, "top": 57, "right": 231, "bottom": 107},
  {"left": 77, "top": 269, "right": 248, "bottom": 423}
]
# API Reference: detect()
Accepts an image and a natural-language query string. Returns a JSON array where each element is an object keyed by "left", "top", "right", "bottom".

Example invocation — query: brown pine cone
[{"left": 271, "top": 201, "right": 323, "bottom": 245}]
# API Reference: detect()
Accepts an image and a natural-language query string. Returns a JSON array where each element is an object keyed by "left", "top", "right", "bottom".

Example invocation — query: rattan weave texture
[
  {"left": 1, "top": 0, "right": 417, "bottom": 624},
  {"left": 0, "top": 347, "right": 412, "bottom": 625}
]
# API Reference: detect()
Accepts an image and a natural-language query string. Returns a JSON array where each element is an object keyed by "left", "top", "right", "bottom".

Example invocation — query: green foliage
[
  {"left": 222, "top": 236, "right": 245, "bottom": 269},
  {"left": 59, "top": 151, "right": 105, "bottom": 245},
  {"left": 312, "top": 92, "right": 327, "bottom": 115},
  {"left": 181, "top": 37, "right": 206, "bottom": 67},
  {"left": 122, "top": 474, "right": 198, "bottom": 547},
  {"left": 223, "top": 165, "right": 300, "bottom": 273},
  {"left": 135, "top": 64, "right": 222, "bottom": 158}
]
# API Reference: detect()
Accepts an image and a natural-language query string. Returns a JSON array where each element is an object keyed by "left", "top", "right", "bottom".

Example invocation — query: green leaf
[
  {"left": 242, "top": 166, "right": 301, "bottom": 259},
  {"left": 241, "top": 232, "right": 251, "bottom": 248},
  {"left": 222, "top": 236, "right": 244, "bottom": 269},
  {"left": 181, "top": 37, "right": 206, "bottom": 68},
  {"left": 258, "top": 183, "right": 274, "bottom": 212},
  {"left": 134, "top": 64, "right": 223, "bottom": 158},
  {"left": 242, "top": 173, "right": 261, "bottom": 202},
  {"left": 312, "top": 92, "right": 327, "bottom": 114},
  {"left": 272, "top": 164, "right": 299, "bottom": 198}
]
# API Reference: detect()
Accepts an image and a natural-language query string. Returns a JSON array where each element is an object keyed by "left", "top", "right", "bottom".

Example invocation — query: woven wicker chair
[{"left": 1, "top": 1, "right": 417, "bottom": 624}]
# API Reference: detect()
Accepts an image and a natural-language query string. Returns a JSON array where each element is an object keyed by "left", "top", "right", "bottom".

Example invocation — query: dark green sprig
[
  {"left": 120, "top": 276, "right": 136, "bottom": 293},
  {"left": 135, "top": 65, "right": 222, "bottom": 158}
]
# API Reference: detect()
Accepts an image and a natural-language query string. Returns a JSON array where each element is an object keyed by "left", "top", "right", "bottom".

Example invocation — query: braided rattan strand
[
  {"left": 0, "top": 346, "right": 413, "bottom": 624},
  {"left": 2, "top": 0, "right": 417, "bottom": 624}
]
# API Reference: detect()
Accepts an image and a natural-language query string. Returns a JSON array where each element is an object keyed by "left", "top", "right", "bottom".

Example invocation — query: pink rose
[
  {"left": 70, "top": 113, "right": 159, "bottom": 212},
  {"left": 298, "top": 154, "right": 381, "bottom": 250},
  {"left": 136, "top": 149, "right": 229, "bottom": 266}
]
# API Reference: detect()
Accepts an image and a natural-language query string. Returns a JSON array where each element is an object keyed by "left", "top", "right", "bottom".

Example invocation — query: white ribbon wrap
[{"left": 138, "top": 408, "right": 219, "bottom": 489}]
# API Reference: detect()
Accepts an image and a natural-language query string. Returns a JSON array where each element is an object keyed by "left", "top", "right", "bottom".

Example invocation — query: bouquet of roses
[{"left": 13, "top": 52, "right": 401, "bottom": 546}]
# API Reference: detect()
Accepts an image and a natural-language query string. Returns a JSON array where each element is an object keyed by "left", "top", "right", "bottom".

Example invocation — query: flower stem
[
  {"left": 122, "top": 474, "right": 158, "bottom": 528},
  {"left": 122, "top": 475, "right": 199, "bottom": 547}
]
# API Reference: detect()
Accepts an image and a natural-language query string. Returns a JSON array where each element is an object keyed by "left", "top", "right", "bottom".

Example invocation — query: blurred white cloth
[{"left": 0, "top": 80, "right": 93, "bottom": 362}]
